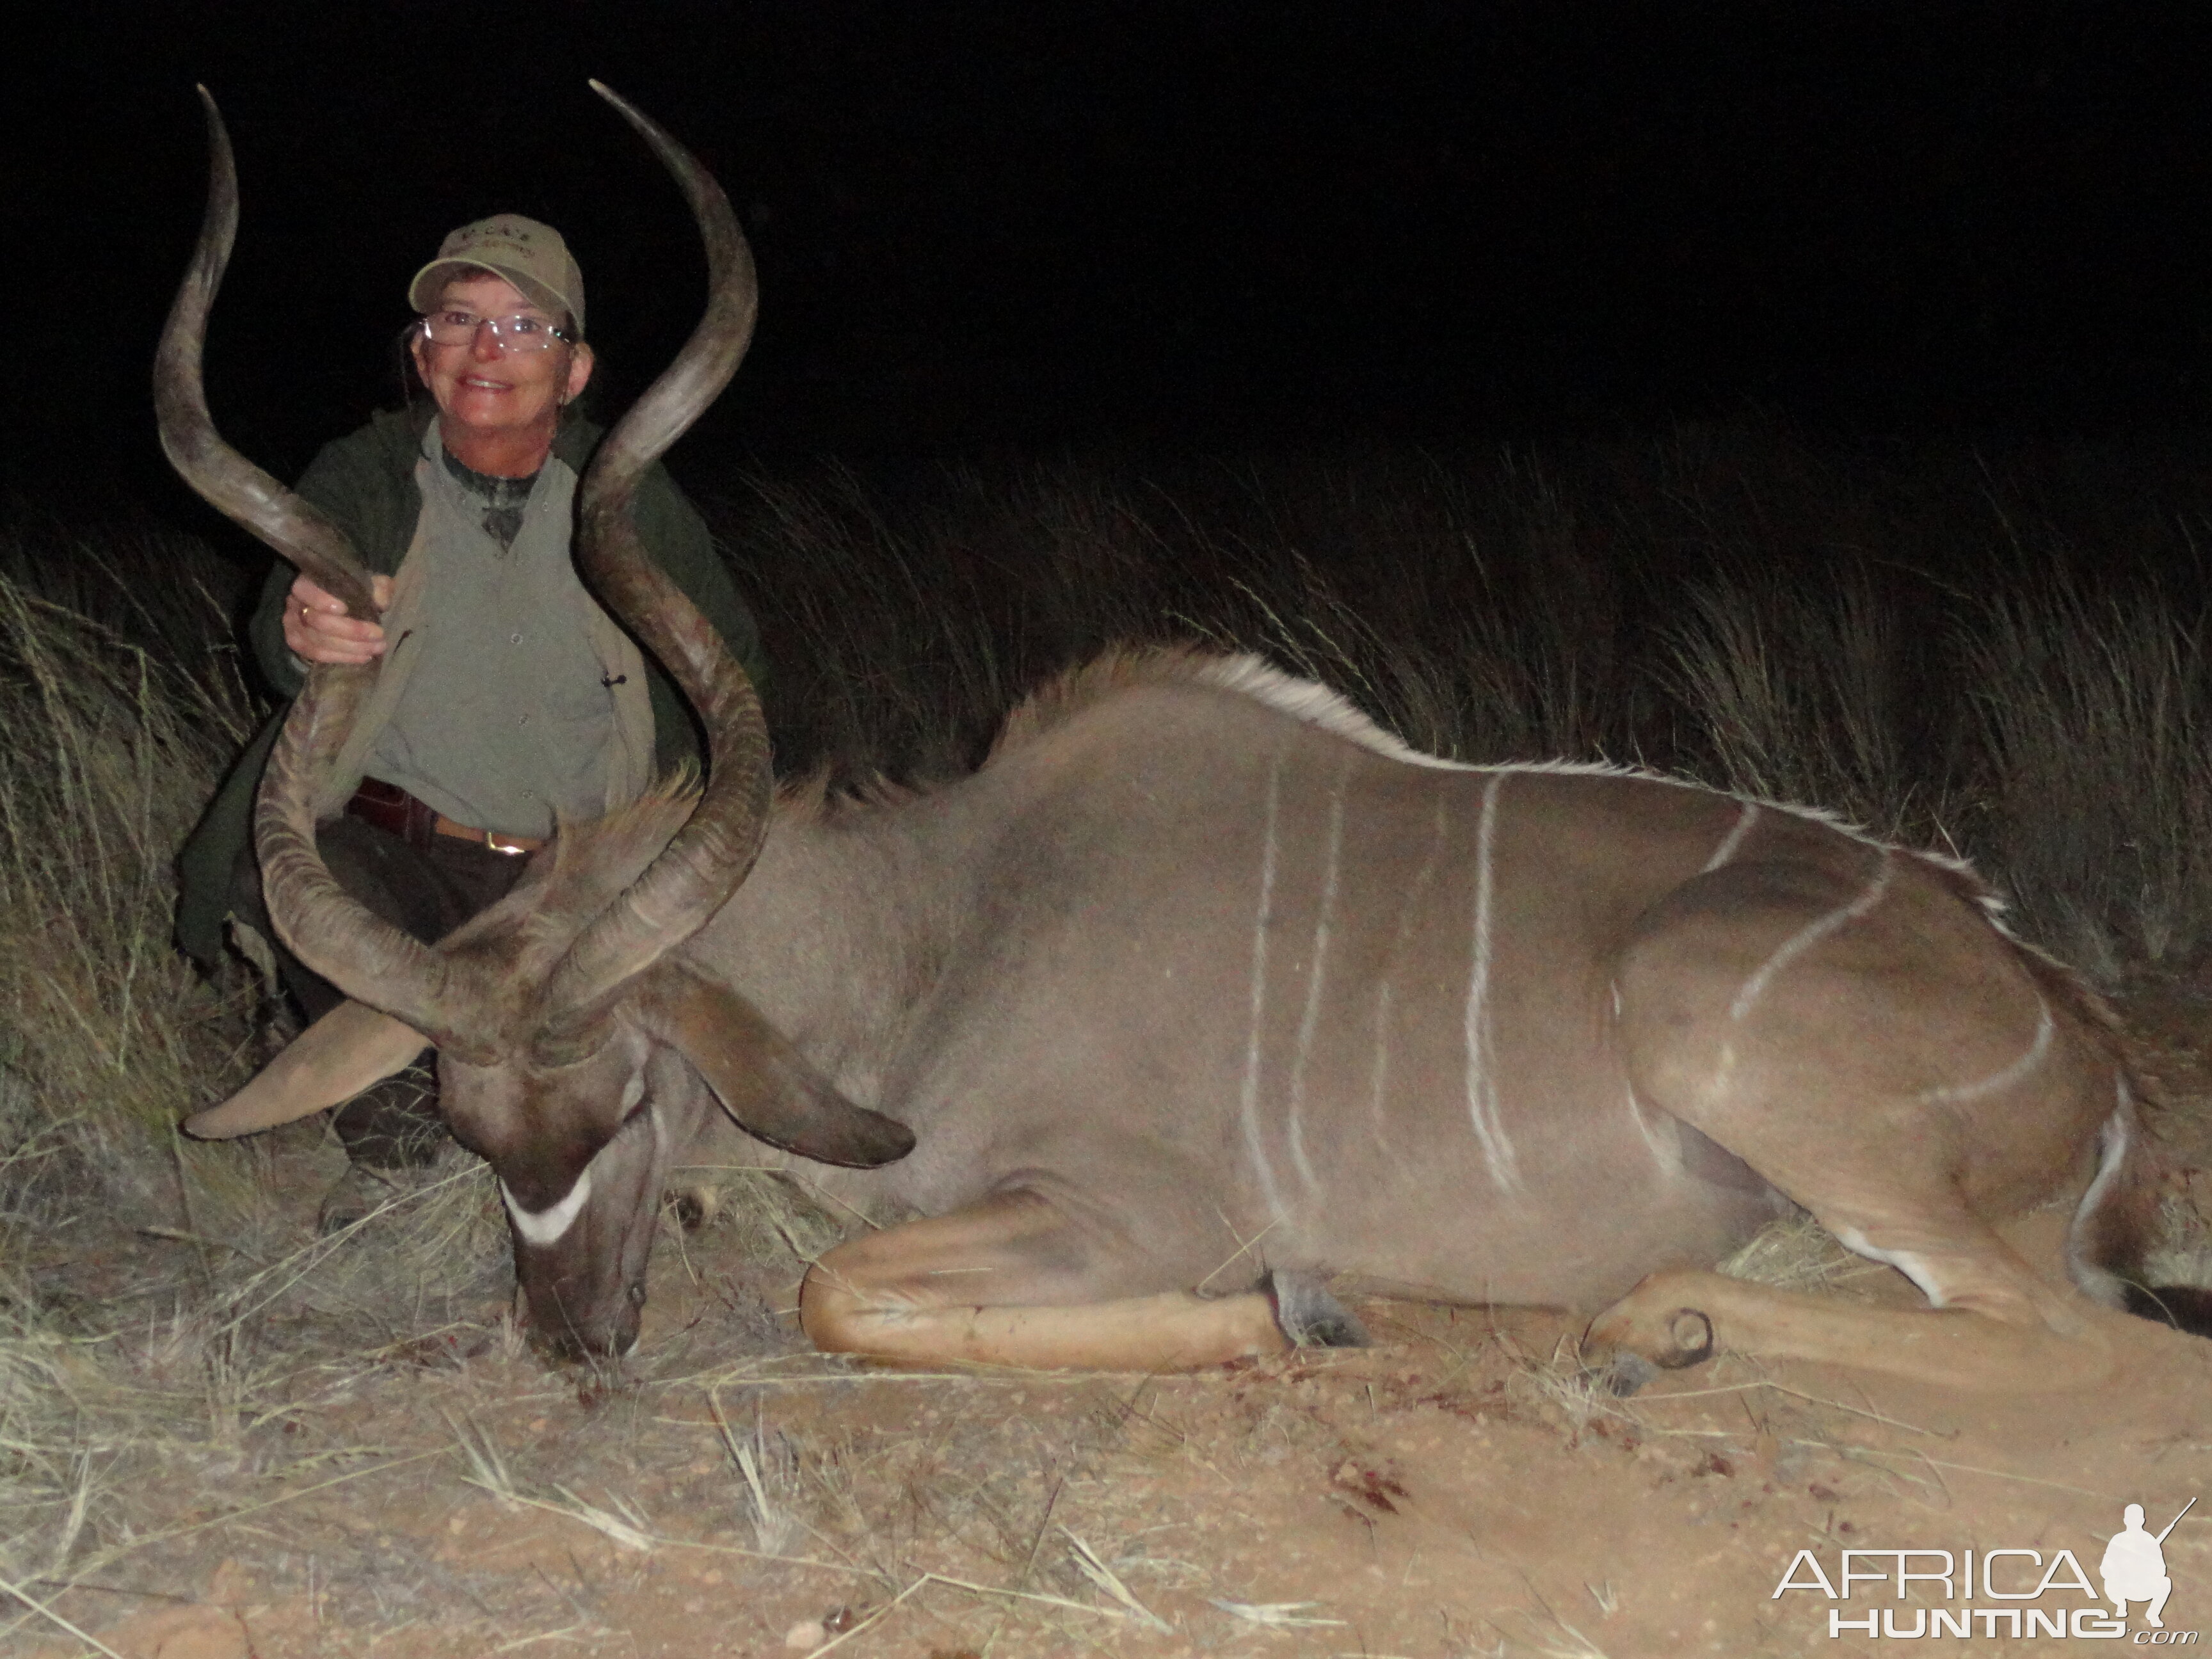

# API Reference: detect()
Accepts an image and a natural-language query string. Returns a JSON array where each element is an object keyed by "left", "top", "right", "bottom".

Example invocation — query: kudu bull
[{"left": 164, "top": 87, "right": 2205, "bottom": 1390}]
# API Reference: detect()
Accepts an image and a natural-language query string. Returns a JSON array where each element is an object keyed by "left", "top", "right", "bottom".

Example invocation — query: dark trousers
[{"left": 230, "top": 812, "right": 529, "bottom": 1167}]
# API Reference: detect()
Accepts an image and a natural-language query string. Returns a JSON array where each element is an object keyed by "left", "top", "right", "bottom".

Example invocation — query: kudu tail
[{"left": 2050, "top": 967, "right": 2212, "bottom": 1336}]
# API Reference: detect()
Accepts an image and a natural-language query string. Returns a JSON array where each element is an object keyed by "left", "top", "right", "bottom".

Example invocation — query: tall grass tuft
[
  {"left": 0, "top": 516, "right": 268, "bottom": 1590},
  {"left": 1660, "top": 561, "right": 1930, "bottom": 838},
  {"left": 1969, "top": 574, "right": 2212, "bottom": 979},
  {"left": 0, "top": 520, "right": 262, "bottom": 1229}
]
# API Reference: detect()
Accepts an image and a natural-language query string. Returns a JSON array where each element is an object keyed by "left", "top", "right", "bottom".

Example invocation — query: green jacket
[{"left": 175, "top": 405, "right": 768, "bottom": 968}]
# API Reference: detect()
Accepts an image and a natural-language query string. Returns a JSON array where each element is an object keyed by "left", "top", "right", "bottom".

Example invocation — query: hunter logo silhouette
[{"left": 2104, "top": 1498, "right": 2193, "bottom": 1629}]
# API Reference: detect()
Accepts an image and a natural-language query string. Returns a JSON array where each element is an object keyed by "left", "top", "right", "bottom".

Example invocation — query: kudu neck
[{"left": 708, "top": 797, "right": 961, "bottom": 1082}]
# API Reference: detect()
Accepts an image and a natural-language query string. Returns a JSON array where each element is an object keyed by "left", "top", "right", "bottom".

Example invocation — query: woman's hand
[{"left": 283, "top": 571, "right": 395, "bottom": 665}]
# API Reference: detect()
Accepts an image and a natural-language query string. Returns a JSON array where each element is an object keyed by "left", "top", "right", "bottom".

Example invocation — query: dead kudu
[{"left": 163, "top": 90, "right": 2208, "bottom": 1390}]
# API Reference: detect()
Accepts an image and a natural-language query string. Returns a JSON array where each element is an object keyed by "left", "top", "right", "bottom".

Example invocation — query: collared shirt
[{"left": 363, "top": 420, "right": 619, "bottom": 838}]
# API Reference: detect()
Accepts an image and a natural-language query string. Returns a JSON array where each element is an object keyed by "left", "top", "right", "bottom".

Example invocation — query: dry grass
[
  {"left": 0, "top": 550, "right": 263, "bottom": 1233},
  {"left": 1969, "top": 573, "right": 2212, "bottom": 977},
  {"left": 9, "top": 426, "right": 2212, "bottom": 1647},
  {"left": 1717, "top": 1214, "right": 1897, "bottom": 1301},
  {"left": 0, "top": 522, "right": 268, "bottom": 1607}
]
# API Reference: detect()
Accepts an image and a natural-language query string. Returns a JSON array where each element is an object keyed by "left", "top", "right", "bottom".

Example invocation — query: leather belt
[{"left": 344, "top": 778, "right": 545, "bottom": 856}]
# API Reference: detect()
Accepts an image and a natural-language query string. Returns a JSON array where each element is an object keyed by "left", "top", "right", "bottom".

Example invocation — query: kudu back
[{"left": 165, "top": 92, "right": 2206, "bottom": 1388}]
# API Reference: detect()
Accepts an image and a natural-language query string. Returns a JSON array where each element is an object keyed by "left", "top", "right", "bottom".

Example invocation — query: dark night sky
[{"left": 7, "top": 2, "right": 2211, "bottom": 516}]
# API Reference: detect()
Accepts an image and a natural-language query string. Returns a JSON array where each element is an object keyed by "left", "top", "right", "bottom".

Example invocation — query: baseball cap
[{"left": 408, "top": 214, "right": 586, "bottom": 335}]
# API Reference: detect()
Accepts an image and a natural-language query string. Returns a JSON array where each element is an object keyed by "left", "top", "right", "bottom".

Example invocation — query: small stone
[{"left": 784, "top": 1619, "right": 827, "bottom": 1650}]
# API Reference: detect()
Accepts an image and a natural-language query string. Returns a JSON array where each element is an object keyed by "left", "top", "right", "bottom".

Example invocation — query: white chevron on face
[{"left": 502, "top": 1167, "right": 595, "bottom": 1247}]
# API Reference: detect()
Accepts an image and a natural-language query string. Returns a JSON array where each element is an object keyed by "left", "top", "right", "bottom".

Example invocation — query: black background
[{"left": 9, "top": 2, "right": 2210, "bottom": 516}]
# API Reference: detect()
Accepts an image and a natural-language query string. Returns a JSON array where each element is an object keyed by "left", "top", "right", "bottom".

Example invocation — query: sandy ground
[{"left": 11, "top": 991, "right": 2212, "bottom": 1659}]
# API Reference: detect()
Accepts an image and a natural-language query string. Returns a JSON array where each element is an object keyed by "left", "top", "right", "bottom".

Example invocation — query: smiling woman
[
  {"left": 172, "top": 193, "right": 771, "bottom": 1230},
  {"left": 412, "top": 274, "right": 591, "bottom": 471},
  {"left": 406, "top": 218, "right": 595, "bottom": 478}
]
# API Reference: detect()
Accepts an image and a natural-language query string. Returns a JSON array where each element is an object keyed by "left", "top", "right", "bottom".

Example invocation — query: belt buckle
[{"left": 484, "top": 831, "right": 534, "bottom": 857}]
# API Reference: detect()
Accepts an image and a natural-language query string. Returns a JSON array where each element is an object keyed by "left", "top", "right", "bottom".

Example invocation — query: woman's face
[{"left": 410, "top": 274, "right": 593, "bottom": 453}]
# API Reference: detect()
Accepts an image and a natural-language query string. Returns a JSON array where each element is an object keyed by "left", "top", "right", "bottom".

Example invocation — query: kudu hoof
[
  {"left": 1578, "top": 1304, "right": 1716, "bottom": 1396},
  {"left": 1266, "top": 1271, "right": 1370, "bottom": 1349}
]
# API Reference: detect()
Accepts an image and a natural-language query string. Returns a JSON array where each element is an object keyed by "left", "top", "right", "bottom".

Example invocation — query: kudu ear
[
  {"left": 184, "top": 1001, "right": 426, "bottom": 1139},
  {"left": 638, "top": 964, "right": 915, "bottom": 1169}
]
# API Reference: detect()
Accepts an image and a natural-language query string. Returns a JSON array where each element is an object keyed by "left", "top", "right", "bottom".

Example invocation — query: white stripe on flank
[
  {"left": 502, "top": 1167, "right": 595, "bottom": 1248},
  {"left": 1366, "top": 982, "right": 1395, "bottom": 1163},
  {"left": 1915, "top": 997, "right": 2055, "bottom": 1103},
  {"left": 1370, "top": 794, "right": 1450, "bottom": 1166},
  {"left": 1728, "top": 851, "right": 1895, "bottom": 1024},
  {"left": 1623, "top": 1084, "right": 1679, "bottom": 1175},
  {"left": 1702, "top": 801, "right": 1760, "bottom": 872},
  {"left": 1286, "top": 758, "right": 1350, "bottom": 1195},
  {"left": 1464, "top": 773, "right": 1520, "bottom": 1192},
  {"left": 1239, "top": 749, "right": 1290, "bottom": 1228}
]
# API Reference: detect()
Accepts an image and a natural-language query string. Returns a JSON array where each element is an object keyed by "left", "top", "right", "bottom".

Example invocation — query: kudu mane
[{"left": 984, "top": 644, "right": 1413, "bottom": 763}]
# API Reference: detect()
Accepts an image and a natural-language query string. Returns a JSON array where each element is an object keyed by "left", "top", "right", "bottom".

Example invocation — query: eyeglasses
[{"left": 417, "top": 310, "right": 574, "bottom": 351}]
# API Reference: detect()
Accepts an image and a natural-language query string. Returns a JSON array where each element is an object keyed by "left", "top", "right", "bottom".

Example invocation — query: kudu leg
[
  {"left": 1582, "top": 1215, "right": 2119, "bottom": 1394},
  {"left": 1599, "top": 857, "right": 2133, "bottom": 1393},
  {"left": 798, "top": 1190, "right": 1298, "bottom": 1370},
  {"left": 1583, "top": 1269, "right": 2120, "bottom": 1394}
]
